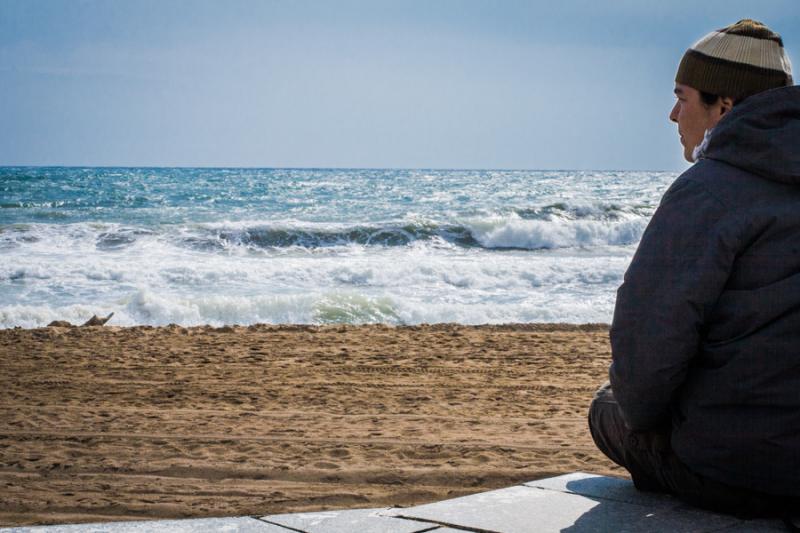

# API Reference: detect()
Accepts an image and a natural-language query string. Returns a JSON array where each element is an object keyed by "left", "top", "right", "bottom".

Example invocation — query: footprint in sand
[
  {"left": 313, "top": 461, "right": 341, "bottom": 470},
  {"left": 328, "top": 448, "right": 350, "bottom": 459}
]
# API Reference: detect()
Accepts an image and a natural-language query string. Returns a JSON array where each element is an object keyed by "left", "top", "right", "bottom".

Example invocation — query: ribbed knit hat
[{"left": 676, "top": 19, "right": 793, "bottom": 101}]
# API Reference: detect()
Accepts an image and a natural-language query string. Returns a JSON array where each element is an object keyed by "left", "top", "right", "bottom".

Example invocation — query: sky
[{"left": 1, "top": 0, "right": 798, "bottom": 170}]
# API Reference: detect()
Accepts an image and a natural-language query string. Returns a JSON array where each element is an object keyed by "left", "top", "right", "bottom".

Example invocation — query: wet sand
[{"left": 0, "top": 323, "right": 621, "bottom": 527}]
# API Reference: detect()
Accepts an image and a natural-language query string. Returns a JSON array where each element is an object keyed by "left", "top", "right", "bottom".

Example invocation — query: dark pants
[{"left": 588, "top": 382, "right": 796, "bottom": 520}]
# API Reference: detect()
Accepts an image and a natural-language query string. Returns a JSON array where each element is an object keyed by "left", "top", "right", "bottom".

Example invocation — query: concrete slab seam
[
  {"left": 253, "top": 516, "right": 309, "bottom": 533},
  {"left": 391, "top": 518, "right": 475, "bottom": 533},
  {"left": 386, "top": 514, "right": 500, "bottom": 533},
  {"left": 392, "top": 520, "right": 449, "bottom": 533}
]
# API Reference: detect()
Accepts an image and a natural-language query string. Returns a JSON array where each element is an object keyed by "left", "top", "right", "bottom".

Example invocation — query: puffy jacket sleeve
[{"left": 609, "top": 175, "right": 736, "bottom": 431}]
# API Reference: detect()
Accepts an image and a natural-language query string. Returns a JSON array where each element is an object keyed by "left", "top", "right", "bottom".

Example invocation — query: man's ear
[{"left": 719, "top": 96, "right": 735, "bottom": 116}]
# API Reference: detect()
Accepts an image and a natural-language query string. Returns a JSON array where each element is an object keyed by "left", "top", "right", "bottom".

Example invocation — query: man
[{"left": 589, "top": 19, "right": 799, "bottom": 519}]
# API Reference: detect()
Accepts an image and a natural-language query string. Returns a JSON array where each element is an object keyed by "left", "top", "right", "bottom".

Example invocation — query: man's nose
[{"left": 669, "top": 102, "right": 679, "bottom": 123}]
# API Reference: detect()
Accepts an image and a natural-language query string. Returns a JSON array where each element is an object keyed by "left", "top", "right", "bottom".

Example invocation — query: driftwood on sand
[{"left": 47, "top": 312, "right": 114, "bottom": 328}]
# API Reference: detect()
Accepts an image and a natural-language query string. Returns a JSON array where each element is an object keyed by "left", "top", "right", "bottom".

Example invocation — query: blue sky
[{"left": 1, "top": 1, "right": 797, "bottom": 170}]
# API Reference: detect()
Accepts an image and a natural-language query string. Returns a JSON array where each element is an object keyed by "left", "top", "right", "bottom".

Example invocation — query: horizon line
[{"left": 0, "top": 164, "right": 678, "bottom": 173}]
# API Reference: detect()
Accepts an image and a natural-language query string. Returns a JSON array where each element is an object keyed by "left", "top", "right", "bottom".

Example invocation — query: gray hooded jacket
[{"left": 610, "top": 85, "right": 800, "bottom": 496}]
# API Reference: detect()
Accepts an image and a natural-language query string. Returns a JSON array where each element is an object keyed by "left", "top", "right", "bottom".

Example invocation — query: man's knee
[
  {"left": 588, "top": 381, "right": 617, "bottom": 436},
  {"left": 588, "top": 382, "right": 628, "bottom": 468}
]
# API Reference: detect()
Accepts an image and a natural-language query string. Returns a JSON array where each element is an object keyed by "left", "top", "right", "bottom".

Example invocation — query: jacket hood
[{"left": 700, "top": 85, "right": 800, "bottom": 184}]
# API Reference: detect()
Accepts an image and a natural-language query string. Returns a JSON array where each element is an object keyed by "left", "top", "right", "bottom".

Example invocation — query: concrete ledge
[
  {"left": 3, "top": 516, "right": 290, "bottom": 532},
  {"left": 3, "top": 473, "right": 788, "bottom": 532}
]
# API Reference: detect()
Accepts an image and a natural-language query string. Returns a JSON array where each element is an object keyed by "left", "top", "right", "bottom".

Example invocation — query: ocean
[{"left": 0, "top": 167, "right": 677, "bottom": 329}]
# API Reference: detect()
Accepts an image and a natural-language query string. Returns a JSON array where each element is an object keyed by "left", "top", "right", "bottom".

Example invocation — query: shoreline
[
  {"left": 1, "top": 322, "right": 619, "bottom": 526},
  {"left": 5, "top": 322, "right": 612, "bottom": 331}
]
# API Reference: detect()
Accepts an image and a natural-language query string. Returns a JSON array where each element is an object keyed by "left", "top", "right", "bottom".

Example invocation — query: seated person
[{"left": 589, "top": 19, "right": 800, "bottom": 521}]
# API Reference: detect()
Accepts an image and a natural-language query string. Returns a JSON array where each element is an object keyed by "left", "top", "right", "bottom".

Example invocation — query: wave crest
[{"left": 1, "top": 202, "right": 650, "bottom": 254}]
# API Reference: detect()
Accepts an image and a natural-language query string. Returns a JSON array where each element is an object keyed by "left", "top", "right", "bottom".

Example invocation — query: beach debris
[
  {"left": 47, "top": 320, "right": 74, "bottom": 328},
  {"left": 81, "top": 312, "right": 114, "bottom": 327}
]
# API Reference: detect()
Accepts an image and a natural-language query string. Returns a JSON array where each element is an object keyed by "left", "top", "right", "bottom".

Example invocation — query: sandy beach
[{"left": 0, "top": 323, "right": 621, "bottom": 527}]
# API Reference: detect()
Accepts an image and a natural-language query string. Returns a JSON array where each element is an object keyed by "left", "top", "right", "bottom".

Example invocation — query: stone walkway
[{"left": 2, "top": 473, "right": 787, "bottom": 532}]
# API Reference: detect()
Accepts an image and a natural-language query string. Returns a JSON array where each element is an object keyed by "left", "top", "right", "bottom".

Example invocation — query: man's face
[{"left": 669, "top": 83, "right": 725, "bottom": 162}]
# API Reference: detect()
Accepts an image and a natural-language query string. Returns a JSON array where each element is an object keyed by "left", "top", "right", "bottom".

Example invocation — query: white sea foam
[
  {"left": 0, "top": 239, "right": 631, "bottom": 328},
  {"left": 464, "top": 214, "right": 647, "bottom": 249}
]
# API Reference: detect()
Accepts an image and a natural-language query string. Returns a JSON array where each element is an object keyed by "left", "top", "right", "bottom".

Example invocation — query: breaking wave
[{"left": 1, "top": 212, "right": 648, "bottom": 254}]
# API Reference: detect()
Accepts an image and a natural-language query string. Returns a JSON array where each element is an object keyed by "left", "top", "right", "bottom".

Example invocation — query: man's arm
[{"left": 610, "top": 174, "right": 737, "bottom": 431}]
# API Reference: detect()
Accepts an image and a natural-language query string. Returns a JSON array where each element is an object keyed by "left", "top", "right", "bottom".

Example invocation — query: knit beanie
[{"left": 676, "top": 19, "right": 793, "bottom": 101}]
